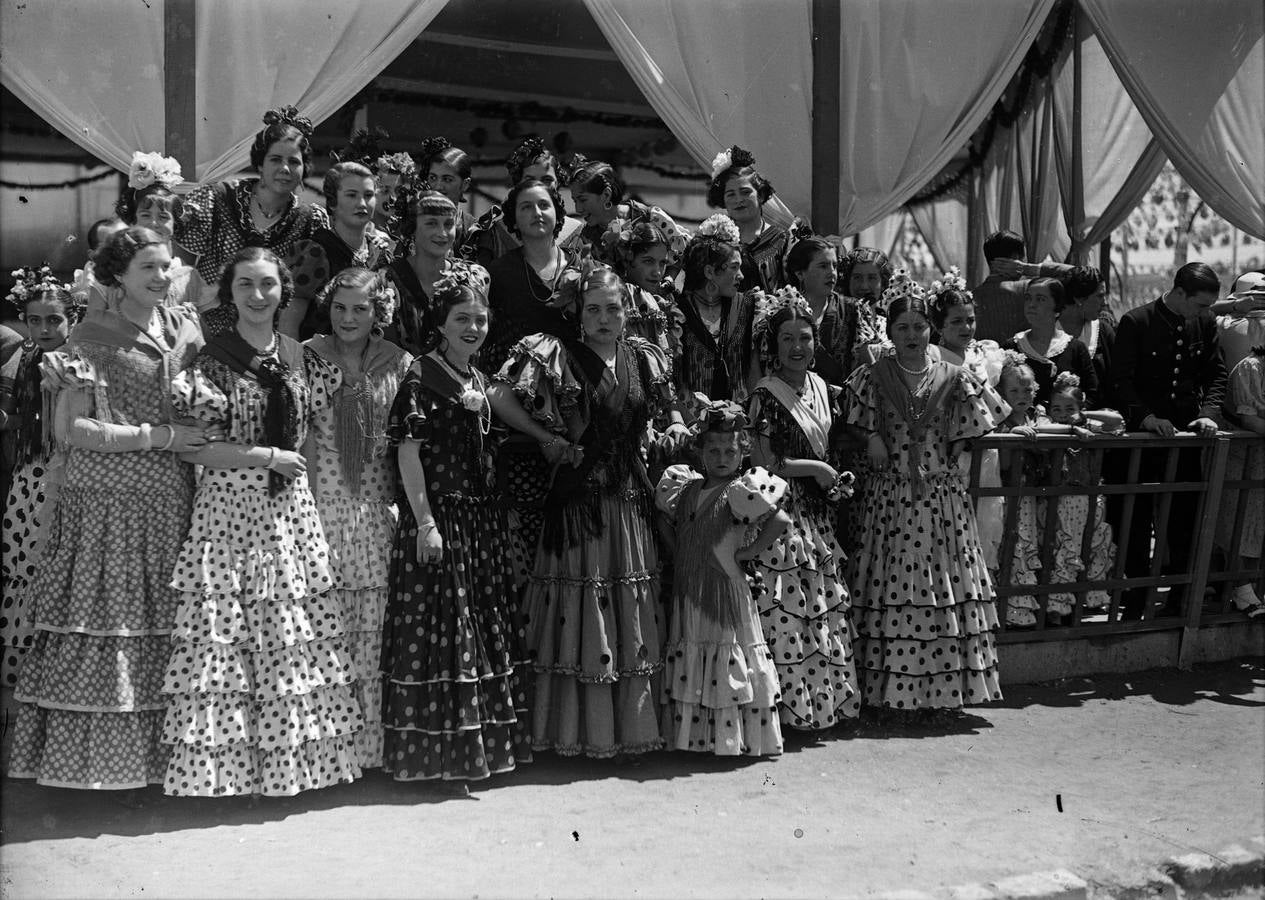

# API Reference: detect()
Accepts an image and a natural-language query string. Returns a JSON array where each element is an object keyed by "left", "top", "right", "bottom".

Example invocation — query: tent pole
[
  {"left": 811, "top": 0, "right": 841, "bottom": 234},
  {"left": 164, "top": 0, "right": 197, "bottom": 180},
  {"left": 1070, "top": 0, "right": 1085, "bottom": 263}
]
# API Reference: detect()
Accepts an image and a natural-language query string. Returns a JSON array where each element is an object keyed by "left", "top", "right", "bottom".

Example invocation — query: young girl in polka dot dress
[
  {"left": 0, "top": 271, "right": 81, "bottom": 687},
  {"left": 9, "top": 228, "right": 210, "bottom": 796},
  {"left": 844, "top": 273, "right": 1009, "bottom": 712},
  {"left": 380, "top": 267, "right": 535, "bottom": 792},
  {"left": 746, "top": 287, "right": 862, "bottom": 731},
  {"left": 656, "top": 400, "right": 790, "bottom": 756},
  {"left": 305, "top": 268, "right": 414, "bottom": 769},
  {"left": 994, "top": 353, "right": 1045, "bottom": 628},
  {"left": 161, "top": 248, "right": 364, "bottom": 798}
]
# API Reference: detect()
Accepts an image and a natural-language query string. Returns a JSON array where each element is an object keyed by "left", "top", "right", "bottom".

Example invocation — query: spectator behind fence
[
  {"left": 1215, "top": 270, "right": 1265, "bottom": 371},
  {"left": 971, "top": 230, "right": 1072, "bottom": 343},
  {"left": 1108, "top": 262, "right": 1228, "bottom": 620},
  {"left": 1059, "top": 266, "right": 1116, "bottom": 403},
  {"left": 1003, "top": 276, "right": 1099, "bottom": 408},
  {"left": 1216, "top": 345, "right": 1265, "bottom": 619}
]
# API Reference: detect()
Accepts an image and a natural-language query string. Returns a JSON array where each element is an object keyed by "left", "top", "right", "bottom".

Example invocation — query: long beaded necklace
[
  {"left": 524, "top": 246, "right": 564, "bottom": 304},
  {"left": 432, "top": 349, "right": 491, "bottom": 435}
]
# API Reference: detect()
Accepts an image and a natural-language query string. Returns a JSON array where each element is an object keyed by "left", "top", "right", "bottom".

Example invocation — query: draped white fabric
[
  {"left": 0, "top": 0, "right": 444, "bottom": 183},
  {"left": 0, "top": 1, "right": 165, "bottom": 173},
  {"left": 1082, "top": 0, "right": 1264, "bottom": 238},
  {"left": 194, "top": 1, "right": 446, "bottom": 182},
  {"left": 908, "top": 193, "right": 969, "bottom": 275}
]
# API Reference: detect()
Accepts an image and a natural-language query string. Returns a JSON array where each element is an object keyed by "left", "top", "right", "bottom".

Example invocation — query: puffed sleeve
[
  {"left": 974, "top": 340, "right": 1006, "bottom": 387},
  {"left": 724, "top": 466, "right": 788, "bottom": 525},
  {"left": 1228, "top": 356, "right": 1265, "bottom": 418},
  {"left": 948, "top": 368, "right": 1010, "bottom": 442},
  {"left": 630, "top": 336, "right": 675, "bottom": 416},
  {"left": 40, "top": 350, "right": 100, "bottom": 424},
  {"left": 654, "top": 463, "right": 703, "bottom": 519},
  {"left": 493, "top": 333, "right": 582, "bottom": 432},
  {"left": 304, "top": 347, "right": 341, "bottom": 420},
  {"left": 170, "top": 364, "right": 229, "bottom": 425},
  {"left": 386, "top": 367, "right": 430, "bottom": 444},
  {"left": 843, "top": 363, "right": 881, "bottom": 434},
  {"left": 174, "top": 182, "right": 217, "bottom": 258}
]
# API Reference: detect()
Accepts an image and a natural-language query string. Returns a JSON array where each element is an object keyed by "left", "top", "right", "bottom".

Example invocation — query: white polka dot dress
[
  {"left": 304, "top": 336, "right": 412, "bottom": 771},
  {"left": 748, "top": 381, "right": 862, "bottom": 730},
  {"left": 844, "top": 359, "right": 1008, "bottom": 710},
  {"left": 656, "top": 465, "right": 785, "bottom": 756},
  {"left": 161, "top": 337, "right": 364, "bottom": 797},
  {"left": 8, "top": 312, "right": 203, "bottom": 790}
]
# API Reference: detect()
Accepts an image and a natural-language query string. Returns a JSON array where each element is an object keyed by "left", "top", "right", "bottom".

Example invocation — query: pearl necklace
[{"left": 894, "top": 354, "right": 930, "bottom": 376}]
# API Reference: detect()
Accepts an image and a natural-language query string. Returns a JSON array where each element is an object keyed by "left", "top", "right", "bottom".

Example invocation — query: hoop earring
[{"left": 603, "top": 199, "right": 613, "bottom": 211}]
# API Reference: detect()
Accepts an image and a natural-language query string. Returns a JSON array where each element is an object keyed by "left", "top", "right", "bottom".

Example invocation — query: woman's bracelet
[
  {"left": 158, "top": 425, "right": 176, "bottom": 452},
  {"left": 540, "top": 435, "right": 559, "bottom": 450},
  {"left": 139, "top": 423, "right": 153, "bottom": 450},
  {"left": 264, "top": 447, "right": 277, "bottom": 470},
  {"left": 419, "top": 519, "right": 438, "bottom": 533}
]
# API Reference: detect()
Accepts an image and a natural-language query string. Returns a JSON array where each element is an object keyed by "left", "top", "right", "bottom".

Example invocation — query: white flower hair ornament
[
  {"left": 128, "top": 151, "right": 183, "bottom": 191},
  {"left": 709, "top": 149, "right": 733, "bottom": 180},
  {"left": 696, "top": 213, "right": 741, "bottom": 245},
  {"left": 6, "top": 264, "right": 74, "bottom": 316},
  {"left": 878, "top": 268, "right": 926, "bottom": 317},
  {"left": 752, "top": 285, "right": 814, "bottom": 349},
  {"left": 928, "top": 265, "right": 971, "bottom": 302}
]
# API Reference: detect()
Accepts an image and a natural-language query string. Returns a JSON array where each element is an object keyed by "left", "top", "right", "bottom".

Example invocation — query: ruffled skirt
[
  {"left": 524, "top": 492, "right": 663, "bottom": 757},
  {"left": 2, "top": 457, "right": 48, "bottom": 686},
  {"left": 8, "top": 451, "right": 192, "bottom": 788},
  {"left": 848, "top": 471, "right": 1002, "bottom": 709},
  {"left": 381, "top": 493, "right": 532, "bottom": 781},
  {"left": 754, "top": 489, "right": 860, "bottom": 730},
  {"left": 315, "top": 490, "right": 397, "bottom": 770},
  {"left": 161, "top": 470, "right": 363, "bottom": 797}
]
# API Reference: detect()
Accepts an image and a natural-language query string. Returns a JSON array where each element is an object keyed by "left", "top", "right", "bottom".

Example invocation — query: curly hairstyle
[
  {"left": 785, "top": 236, "right": 836, "bottom": 291},
  {"left": 503, "top": 177, "right": 566, "bottom": 239},
  {"left": 928, "top": 287, "right": 975, "bottom": 330},
  {"left": 759, "top": 302, "right": 817, "bottom": 368},
  {"left": 1050, "top": 370, "right": 1084, "bottom": 406},
  {"left": 94, "top": 226, "right": 168, "bottom": 287},
  {"left": 568, "top": 160, "right": 625, "bottom": 204},
  {"left": 114, "top": 183, "right": 182, "bottom": 226},
  {"left": 427, "top": 276, "right": 491, "bottom": 354},
  {"left": 707, "top": 146, "right": 775, "bottom": 209},
  {"left": 839, "top": 247, "right": 894, "bottom": 298},
  {"left": 249, "top": 106, "right": 314, "bottom": 173},
  {"left": 506, "top": 136, "right": 555, "bottom": 185},
  {"left": 395, "top": 189, "right": 457, "bottom": 241},
  {"left": 1000, "top": 349, "right": 1037, "bottom": 385},
  {"left": 321, "top": 161, "right": 375, "bottom": 213},
  {"left": 681, "top": 233, "right": 740, "bottom": 292},
  {"left": 316, "top": 267, "right": 397, "bottom": 333},
  {"left": 215, "top": 246, "right": 295, "bottom": 311}
]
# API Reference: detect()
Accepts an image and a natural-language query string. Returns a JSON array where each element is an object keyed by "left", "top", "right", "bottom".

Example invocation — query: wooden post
[
  {"left": 1070, "top": 2, "right": 1085, "bottom": 264},
  {"left": 810, "top": 0, "right": 842, "bottom": 234},
  {"left": 164, "top": 0, "right": 197, "bottom": 180}
]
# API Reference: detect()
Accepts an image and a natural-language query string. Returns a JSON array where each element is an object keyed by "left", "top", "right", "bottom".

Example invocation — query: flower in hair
[
  {"left": 418, "top": 136, "right": 452, "bottom": 160},
  {"left": 693, "top": 398, "right": 749, "bottom": 434},
  {"left": 507, "top": 137, "right": 551, "bottom": 177},
  {"left": 128, "top": 151, "right": 182, "bottom": 190},
  {"left": 709, "top": 149, "right": 733, "bottom": 181},
  {"left": 262, "top": 105, "right": 313, "bottom": 138},
  {"left": 928, "top": 265, "right": 971, "bottom": 302},
  {"left": 557, "top": 151, "right": 589, "bottom": 187},
  {"left": 710, "top": 144, "right": 756, "bottom": 180},
  {"left": 1001, "top": 348, "right": 1029, "bottom": 370},
  {"left": 374, "top": 152, "right": 416, "bottom": 177},
  {"left": 1053, "top": 371, "right": 1081, "bottom": 390},
  {"left": 7, "top": 263, "right": 72, "bottom": 313},
  {"left": 878, "top": 268, "right": 925, "bottom": 315},
  {"left": 433, "top": 261, "right": 492, "bottom": 300},
  {"left": 333, "top": 127, "right": 389, "bottom": 167},
  {"left": 752, "top": 285, "right": 813, "bottom": 347},
  {"left": 696, "top": 213, "right": 741, "bottom": 245}
]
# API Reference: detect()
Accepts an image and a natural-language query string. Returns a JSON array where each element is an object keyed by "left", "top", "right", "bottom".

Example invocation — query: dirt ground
[{"left": 2, "top": 658, "right": 1262, "bottom": 899}]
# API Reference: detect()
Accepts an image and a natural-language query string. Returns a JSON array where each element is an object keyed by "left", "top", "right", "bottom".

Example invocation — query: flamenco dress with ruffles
[
  {"left": 380, "top": 354, "right": 532, "bottom": 781},
  {"left": 8, "top": 307, "right": 202, "bottom": 788},
  {"left": 844, "top": 357, "right": 1009, "bottom": 709},
  {"left": 747, "top": 373, "right": 861, "bottom": 730},
  {"left": 160, "top": 333, "right": 364, "bottom": 797},
  {"left": 497, "top": 334, "right": 674, "bottom": 757},
  {"left": 656, "top": 465, "right": 786, "bottom": 756},
  {"left": 304, "top": 334, "right": 413, "bottom": 770}
]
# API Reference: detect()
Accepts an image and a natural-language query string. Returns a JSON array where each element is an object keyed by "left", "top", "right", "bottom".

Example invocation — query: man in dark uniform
[{"left": 1109, "top": 262, "right": 1227, "bottom": 620}]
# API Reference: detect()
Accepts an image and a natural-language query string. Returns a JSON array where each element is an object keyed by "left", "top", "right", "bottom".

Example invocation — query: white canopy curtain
[
  {"left": 0, "top": 0, "right": 446, "bottom": 183},
  {"left": 1082, "top": 0, "right": 1264, "bottom": 239},
  {"left": 908, "top": 192, "right": 969, "bottom": 275},
  {"left": 0, "top": 0, "right": 165, "bottom": 174},
  {"left": 586, "top": 0, "right": 1055, "bottom": 236}
]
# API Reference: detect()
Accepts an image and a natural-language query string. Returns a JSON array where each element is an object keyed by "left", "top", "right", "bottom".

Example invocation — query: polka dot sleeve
[
  {"left": 493, "top": 333, "right": 581, "bottom": 431},
  {"left": 288, "top": 239, "right": 331, "bottom": 303},
  {"left": 39, "top": 349, "right": 98, "bottom": 395},
  {"left": 654, "top": 463, "right": 703, "bottom": 518},
  {"left": 947, "top": 368, "right": 1010, "bottom": 443},
  {"left": 843, "top": 363, "right": 880, "bottom": 435},
  {"left": 173, "top": 183, "right": 216, "bottom": 259},
  {"left": 303, "top": 347, "right": 341, "bottom": 421},
  {"left": 386, "top": 368, "right": 430, "bottom": 444},
  {"left": 724, "top": 465, "right": 788, "bottom": 525},
  {"left": 170, "top": 366, "right": 229, "bottom": 425},
  {"left": 1228, "top": 356, "right": 1265, "bottom": 417}
]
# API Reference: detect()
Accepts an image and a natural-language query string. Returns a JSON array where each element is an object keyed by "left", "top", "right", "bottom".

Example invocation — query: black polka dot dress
[
  {"left": 748, "top": 378, "right": 862, "bottom": 730},
  {"left": 380, "top": 356, "right": 532, "bottom": 782},
  {"left": 844, "top": 359, "right": 1009, "bottom": 710},
  {"left": 161, "top": 339, "right": 364, "bottom": 797},
  {"left": 305, "top": 336, "right": 413, "bottom": 771},
  {"left": 656, "top": 465, "right": 785, "bottom": 756}
]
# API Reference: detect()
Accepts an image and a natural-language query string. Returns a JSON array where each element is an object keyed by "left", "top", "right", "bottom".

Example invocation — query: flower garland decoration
[
  {"left": 7, "top": 264, "right": 75, "bottom": 318},
  {"left": 695, "top": 213, "right": 741, "bottom": 245},
  {"left": 128, "top": 151, "right": 183, "bottom": 191}
]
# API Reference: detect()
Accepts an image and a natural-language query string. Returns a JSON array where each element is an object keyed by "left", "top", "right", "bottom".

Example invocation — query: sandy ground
[{"left": 1, "top": 658, "right": 1262, "bottom": 900}]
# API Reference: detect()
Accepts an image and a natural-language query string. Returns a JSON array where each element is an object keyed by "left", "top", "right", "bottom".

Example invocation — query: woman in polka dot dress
[
  {"left": 655, "top": 400, "right": 790, "bottom": 756},
  {"left": 844, "top": 274, "right": 1009, "bottom": 712},
  {"left": 161, "top": 247, "right": 364, "bottom": 798},
  {"left": 746, "top": 288, "right": 862, "bottom": 731},
  {"left": 492, "top": 265, "right": 675, "bottom": 759},
  {"left": 0, "top": 272, "right": 81, "bottom": 687},
  {"left": 305, "top": 268, "right": 413, "bottom": 770},
  {"left": 381, "top": 267, "right": 538, "bottom": 791},
  {"left": 8, "top": 228, "right": 211, "bottom": 795}
]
